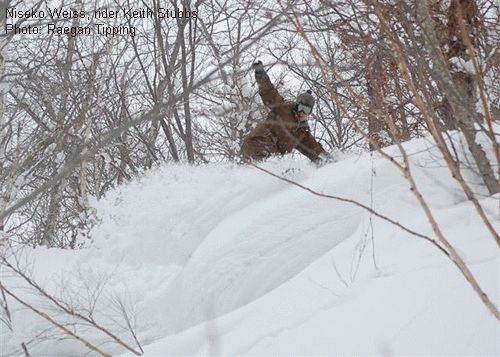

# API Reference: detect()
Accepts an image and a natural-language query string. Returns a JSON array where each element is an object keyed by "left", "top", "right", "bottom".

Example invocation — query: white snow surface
[{"left": 1, "top": 135, "right": 499, "bottom": 356}]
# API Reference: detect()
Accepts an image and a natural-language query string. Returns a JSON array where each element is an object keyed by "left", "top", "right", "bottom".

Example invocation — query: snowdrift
[{"left": 1, "top": 135, "right": 498, "bottom": 356}]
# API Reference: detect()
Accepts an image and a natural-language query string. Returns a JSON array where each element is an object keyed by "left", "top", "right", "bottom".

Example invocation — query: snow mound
[{"left": 1, "top": 135, "right": 498, "bottom": 356}]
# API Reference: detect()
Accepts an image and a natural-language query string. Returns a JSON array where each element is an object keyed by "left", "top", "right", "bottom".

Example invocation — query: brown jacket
[{"left": 241, "top": 72, "right": 326, "bottom": 162}]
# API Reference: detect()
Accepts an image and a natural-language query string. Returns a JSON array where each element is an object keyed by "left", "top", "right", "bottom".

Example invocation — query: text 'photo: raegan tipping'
[{"left": 5, "top": 6, "right": 198, "bottom": 38}]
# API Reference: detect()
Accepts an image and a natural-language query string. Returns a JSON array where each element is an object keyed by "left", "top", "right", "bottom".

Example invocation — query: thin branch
[
  {"left": 0, "top": 281, "right": 112, "bottom": 357},
  {"left": 1, "top": 258, "right": 142, "bottom": 356},
  {"left": 249, "top": 162, "right": 446, "bottom": 251}
]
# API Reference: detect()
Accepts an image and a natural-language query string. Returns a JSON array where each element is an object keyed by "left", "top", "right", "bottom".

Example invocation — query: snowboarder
[{"left": 240, "top": 61, "right": 328, "bottom": 163}]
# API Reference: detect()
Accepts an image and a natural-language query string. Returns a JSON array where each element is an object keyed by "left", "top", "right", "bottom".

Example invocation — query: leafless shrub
[{"left": 273, "top": 0, "right": 498, "bottom": 319}]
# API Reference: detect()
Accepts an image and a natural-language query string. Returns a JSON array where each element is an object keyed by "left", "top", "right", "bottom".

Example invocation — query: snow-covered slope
[{"left": 1, "top": 135, "right": 498, "bottom": 356}]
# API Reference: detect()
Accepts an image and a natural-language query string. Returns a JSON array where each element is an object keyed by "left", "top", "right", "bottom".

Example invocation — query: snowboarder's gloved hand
[
  {"left": 252, "top": 60, "right": 265, "bottom": 74},
  {"left": 314, "top": 152, "right": 334, "bottom": 167}
]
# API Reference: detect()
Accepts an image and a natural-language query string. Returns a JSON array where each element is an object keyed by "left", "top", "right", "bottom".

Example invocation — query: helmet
[{"left": 296, "top": 90, "right": 315, "bottom": 113}]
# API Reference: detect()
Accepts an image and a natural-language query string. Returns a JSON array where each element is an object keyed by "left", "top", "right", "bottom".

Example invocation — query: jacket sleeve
[
  {"left": 255, "top": 72, "right": 285, "bottom": 109},
  {"left": 295, "top": 129, "right": 327, "bottom": 162}
]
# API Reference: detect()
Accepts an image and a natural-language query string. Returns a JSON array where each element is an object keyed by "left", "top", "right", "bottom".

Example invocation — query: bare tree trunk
[
  {"left": 447, "top": 0, "right": 500, "bottom": 195},
  {"left": 160, "top": 117, "right": 180, "bottom": 161},
  {"left": 444, "top": 0, "right": 498, "bottom": 194},
  {"left": 152, "top": 0, "right": 182, "bottom": 161},
  {"left": 366, "top": 50, "right": 387, "bottom": 150},
  {"left": 393, "top": 71, "right": 411, "bottom": 141},
  {"left": 178, "top": 16, "right": 195, "bottom": 163},
  {"left": 0, "top": 0, "right": 8, "bottom": 233},
  {"left": 41, "top": 4, "right": 80, "bottom": 246}
]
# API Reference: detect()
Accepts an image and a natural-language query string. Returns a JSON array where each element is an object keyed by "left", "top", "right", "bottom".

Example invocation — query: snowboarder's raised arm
[{"left": 252, "top": 61, "right": 284, "bottom": 109}]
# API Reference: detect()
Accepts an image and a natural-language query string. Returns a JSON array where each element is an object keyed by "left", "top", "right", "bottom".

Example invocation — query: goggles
[{"left": 297, "top": 104, "right": 312, "bottom": 114}]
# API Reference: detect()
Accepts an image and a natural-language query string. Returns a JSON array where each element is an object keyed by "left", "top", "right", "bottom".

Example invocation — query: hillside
[{"left": 1, "top": 135, "right": 498, "bottom": 356}]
